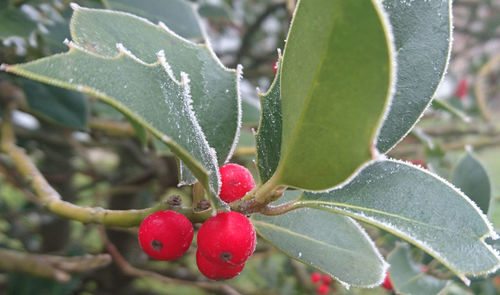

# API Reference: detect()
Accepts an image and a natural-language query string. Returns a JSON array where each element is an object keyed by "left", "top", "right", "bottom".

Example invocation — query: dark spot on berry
[
  {"left": 151, "top": 240, "right": 163, "bottom": 251},
  {"left": 220, "top": 252, "right": 232, "bottom": 262}
]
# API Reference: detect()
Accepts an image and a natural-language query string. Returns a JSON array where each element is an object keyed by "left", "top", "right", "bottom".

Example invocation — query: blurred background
[{"left": 1, "top": 0, "right": 500, "bottom": 294}]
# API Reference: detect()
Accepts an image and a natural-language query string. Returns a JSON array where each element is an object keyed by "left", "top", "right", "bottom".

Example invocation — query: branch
[
  {"left": 0, "top": 248, "right": 111, "bottom": 282},
  {"left": 233, "top": 2, "right": 286, "bottom": 66},
  {"left": 0, "top": 106, "right": 211, "bottom": 227},
  {"left": 100, "top": 229, "right": 243, "bottom": 295},
  {"left": 89, "top": 118, "right": 136, "bottom": 137}
]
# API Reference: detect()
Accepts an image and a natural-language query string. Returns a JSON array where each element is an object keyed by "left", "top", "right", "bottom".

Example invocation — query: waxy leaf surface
[
  {"left": 377, "top": 0, "right": 452, "bottom": 153},
  {"left": 452, "top": 151, "right": 492, "bottom": 214},
  {"left": 297, "top": 160, "right": 500, "bottom": 280},
  {"left": 388, "top": 244, "right": 448, "bottom": 295},
  {"left": 253, "top": 194, "right": 387, "bottom": 287},
  {"left": 276, "top": 0, "right": 393, "bottom": 190},
  {"left": 69, "top": 6, "right": 240, "bottom": 169}
]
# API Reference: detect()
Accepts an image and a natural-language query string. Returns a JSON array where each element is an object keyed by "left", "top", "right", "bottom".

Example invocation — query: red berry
[
  {"left": 272, "top": 60, "right": 279, "bottom": 73},
  {"left": 196, "top": 250, "right": 244, "bottom": 280},
  {"left": 382, "top": 272, "right": 393, "bottom": 290},
  {"left": 322, "top": 274, "right": 333, "bottom": 285},
  {"left": 219, "top": 163, "right": 255, "bottom": 203},
  {"left": 421, "top": 265, "right": 428, "bottom": 273},
  {"left": 197, "top": 211, "right": 256, "bottom": 266},
  {"left": 454, "top": 78, "right": 468, "bottom": 99},
  {"left": 138, "top": 210, "right": 193, "bottom": 261},
  {"left": 310, "top": 272, "right": 321, "bottom": 283},
  {"left": 317, "top": 284, "right": 330, "bottom": 294},
  {"left": 408, "top": 158, "right": 427, "bottom": 169}
]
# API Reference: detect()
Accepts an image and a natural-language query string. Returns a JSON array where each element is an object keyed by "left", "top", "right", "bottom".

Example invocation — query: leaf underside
[{"left": 253, "top": 202, "right": 387, "bottom": 287}]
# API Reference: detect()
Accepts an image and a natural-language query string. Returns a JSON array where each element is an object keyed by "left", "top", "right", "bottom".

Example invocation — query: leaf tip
[
  {"left": 0, "top": 63, "right": 10, "bottom": 72},
  {"left": 69, "top": 2, "right": 80, "bottom": 11}
]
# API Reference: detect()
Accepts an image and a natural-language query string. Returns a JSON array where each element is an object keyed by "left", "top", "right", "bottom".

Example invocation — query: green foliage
[
  {"left": 298, "top": 160, "right": 499, "bottom": 280},
  {"left": 388, "top": 244, "right": 448, "bottom": 295},
  {"left": 103, "top": 0, "right": 204, "bottom": 41},
  {"left": 255, "top": 54, "right": 282, "bottom": 183},
  {"left": 376, "top": 0, "right": 452, "bottom": 153},
  {"left": 452, "top": 150, "right": 492, "bottom": 214},
  {"left": 274, "top": 0, "right": 393, "bottom": 190},
  {"left": 253, "top": 193, "right": 387, "bottom": 287},
  {"left": 22, "top": 80, "right": 87, "bottom": 130},
  {"left": 1, "top": 0, "right": 500, "bottom": 294},
  {"left": 0, "top": 7, "right": 37, "bottom": 40}
]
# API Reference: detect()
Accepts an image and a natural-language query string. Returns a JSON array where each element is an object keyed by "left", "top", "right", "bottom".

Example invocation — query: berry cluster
[
  {"left": 137, "top": 163, "right": 256, "bottom": 280},
  {"left": 310, "top": 272, "right": 334, "bottom": 294}
]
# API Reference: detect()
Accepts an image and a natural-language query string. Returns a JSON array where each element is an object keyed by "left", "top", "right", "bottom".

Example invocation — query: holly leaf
[
  {"left": 273, "top": 0, "right": 394, "bottom": 190},
  {"left": 297, "top": 160, "right": 500, "bottom": 282},
  {"left": 2, "top": 44, "right": 224, "bottom": 209},
  {"left": 22, "top": 80, "right": 88, "bottom": 130},
  {"left": 0, "top": 7, "right": 37, "bottom": 40},
  {"left": 252, "top": 192, "right": 387, "bottom": 288},
  {"left": 388, "top": 243, "right": 449, "bottom": 295},
  {"left": 376, "top": 0, "right": 452, "bottom": 153},
  {"left": 452, "top": 150, "right": 492, "bottom": 214},
  {"left": 103, "top": 0, "right": 204, "bottom": 41},
  {"left": 68, "top": 5, "right": 241, "bottom": 179},
  {"left": 255, "top": 54, "right": 282, "bottom": 183}
]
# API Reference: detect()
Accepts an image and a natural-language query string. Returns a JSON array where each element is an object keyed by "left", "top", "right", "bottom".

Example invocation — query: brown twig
[
  {"left": 100, "top": 228, "right": 243, "bottom": 295},
  {"left": 0, "top": 248, "right": 111, "bottom": 282},
  {"left": 0, "top": 106, "right": 210, "bottom": 227}
]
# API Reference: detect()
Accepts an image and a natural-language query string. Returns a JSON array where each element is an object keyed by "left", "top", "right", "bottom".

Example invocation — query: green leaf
[
  {"left": 274, "top": 0, "right": 393, "bottom": 190},
  {"left": 255, "top": 55, "right": 282, "bottom": 183},
  {"left": 103, "top": 0, "right": 204, "bottom": 41},
  {"left": 2, "top": 44, "right": 223, "bottom": 208},
  {"left": 376, "top": 0, "right": 452, "bottom": 153},
  {"left": 22, "top": 80, "right": 88, "bottom": 130},
  {"left": 198, "top": 3, "right": 232, "bottom": 22},
  {"left": 252, "top": 193, "right": 387, "bottom": 287},
  {"left": 388, "top": 243, "right": 449, "bottom": 295},
  {"left": 69, "top": 5, "right": 240, "bottom": 169},
  {"left": 241, "top": 97, "right": 260, "bottom": 127},
  {"left": 297, "top": 160, "right": 500, "bottom": 281},
  {"left": 452, "top": 150, "right": 492, "bottom": 214},
  {"left": 0, "top": 7, "right": 37, "bottom": 40},
  {"left": 431, "top": 98, "right": 470, "bottom": 123}
]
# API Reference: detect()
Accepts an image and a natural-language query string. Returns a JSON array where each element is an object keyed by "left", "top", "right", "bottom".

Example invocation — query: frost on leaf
[
  {"left": 2, "top": 39, "right": 221, "bottom": 199},
  {"left": 298, "top": 159, "right": 500, "bottom": 281},
  {"left": 69, "top": 5, "right": 241, "bottom": 172}
]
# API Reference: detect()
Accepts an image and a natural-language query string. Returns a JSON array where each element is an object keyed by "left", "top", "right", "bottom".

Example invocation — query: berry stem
[{"left": 253, "top": 173, "right": 285, "bottom": 204}]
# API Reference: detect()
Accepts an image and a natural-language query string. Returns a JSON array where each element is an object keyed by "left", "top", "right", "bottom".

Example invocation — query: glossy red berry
[
  {"left": 197, "top": 211, "right": 256, "bottom": 267},
  {"left": 317, "top": 284, "right": 330, "bottom": 294},
  {"left": 322, "top": 274, "right": 333, "bottom": 285},
  {"left": 196, "top": 250, "right": 244, "bottom": 280},
  {"left": 382, "top": 272, "right": 393, "bottom": 290},
  {"left": 219, "top": 163, "right": 255, "bottom": 203},
  {"left": 272, "top": 60, "right": 279, "bottom": 73},
  {"left": 138, "top": 210, "right": 193, "bottom": 261},
  {"left": 310, "top": 272, "right": 321, "bottom": 283},
  {"left": 454, "top": 78, "right": 468, "bottom": 99}
]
